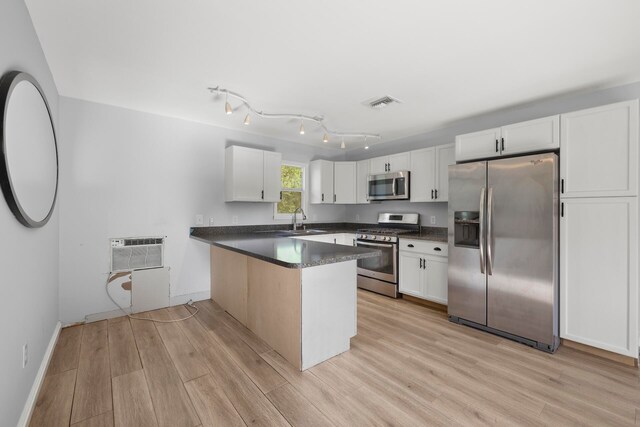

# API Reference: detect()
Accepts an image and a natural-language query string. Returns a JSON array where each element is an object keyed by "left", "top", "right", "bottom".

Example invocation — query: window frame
[{"left": 273, "top": 161, "right": 308, "bottom": 221}]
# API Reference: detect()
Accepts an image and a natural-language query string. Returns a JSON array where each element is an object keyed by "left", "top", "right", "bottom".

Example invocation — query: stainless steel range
[{"left": 356, "top": 213, "right": 420, "bottom": 298}]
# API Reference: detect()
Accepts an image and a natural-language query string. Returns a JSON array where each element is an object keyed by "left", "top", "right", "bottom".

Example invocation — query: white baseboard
[
  {"left": 18, "top": 321, "right": 62, "bottom": 427},
  {"left": 83, "top": 290, "right": 211, "bottom": 324}
]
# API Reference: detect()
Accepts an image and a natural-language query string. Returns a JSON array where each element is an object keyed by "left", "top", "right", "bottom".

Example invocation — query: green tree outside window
[{"left": 277, "top": 165, "right": 304, "bottom": 214}]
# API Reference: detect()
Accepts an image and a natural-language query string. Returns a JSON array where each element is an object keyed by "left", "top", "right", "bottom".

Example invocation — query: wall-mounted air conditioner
[{"left": 110, "top": 236, "right": 164, "bottom": 272}]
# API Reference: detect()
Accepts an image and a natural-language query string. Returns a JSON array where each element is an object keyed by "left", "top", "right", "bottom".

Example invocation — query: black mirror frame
[{"left": 0, "top": 71, "right": 59, "bottom": 228}]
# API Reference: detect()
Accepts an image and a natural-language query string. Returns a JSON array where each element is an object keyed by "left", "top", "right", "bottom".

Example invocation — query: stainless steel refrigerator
[{"left": 447, "top": 152, "right": 559, "bottom": 352}]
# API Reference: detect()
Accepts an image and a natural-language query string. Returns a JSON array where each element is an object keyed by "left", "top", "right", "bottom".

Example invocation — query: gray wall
[
  {"left": 345, "top": 81, "right": 640, "bottom": 227},
  {"left": 0, "top": 0, "right": 60, "bottom": 425},
  {"left": 58, "top": 97, "right": 347, "bottom": 324}
]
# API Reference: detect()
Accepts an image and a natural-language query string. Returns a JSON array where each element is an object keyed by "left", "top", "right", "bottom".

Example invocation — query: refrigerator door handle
[
  {"left": 479, "top": 187, "right": 486, "bottom": 274},
  {"left": 486, "top": 187, "right": 494, "bottom": 276}
]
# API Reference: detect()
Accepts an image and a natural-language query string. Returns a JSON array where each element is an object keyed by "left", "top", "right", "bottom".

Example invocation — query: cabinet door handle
[
  {"left": 561, "top": 202, "right": 564, "bottom": 218},
  {"left": 561, "top": 179, "right": 564, "bottom": 194},
  {"left": 280, "top": 191, "right": 282, "bottom": 200},
  {"left": 321, "top": 193, "right": 324, "bottom": 202},
  {"left": 334, "top": 194, "right": 336, "bottom": 203},
  {"left": 501, "top": 137, "right": 505, "bottom": 152},
  {"left": 419, "top": 258, "right": 423, "bottom": 269},
  {"left": 261, "top": 190, "right": 264, "bottom": 200},
  {"left": 431, "top": 189, "right": 434, "bottom": 199},
  {"left": 435, "top": 189, "right": 438, "bottom": 199},
  {"left": 495, "top": 139, "right": 499, "bottom": 153},
  {"left": 407, "top": 244, "right": 414, "bottom": 248},
  {"left": 434, "top": 247, "right": 441, "bottom": 252}
]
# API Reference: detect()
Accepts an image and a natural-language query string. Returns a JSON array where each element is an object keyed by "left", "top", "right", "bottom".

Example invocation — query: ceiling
[{"left": 25, "top": 0, "right": 640, "bottom": 150}]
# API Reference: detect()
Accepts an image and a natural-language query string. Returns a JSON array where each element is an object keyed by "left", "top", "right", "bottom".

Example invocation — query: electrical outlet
[
  {"left": 430, "top": 216, "right": 436, "bottom": 225},
  {"left": 22, "top": 343, "right": 28, "bottom": 368},
  {"left": 208, "top": 217, "right": 215, "bottom": 226},
  {"left": 232, "top": 216, "right": 239, "bottom": 225},
  {"left": 355, "top": 214, "right": 360, "bottom": 221},
  {"left": 195, "top": 214, "right": 204, "bottom": 226}
]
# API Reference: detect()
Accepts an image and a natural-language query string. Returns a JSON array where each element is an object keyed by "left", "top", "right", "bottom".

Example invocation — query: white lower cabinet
[
  {"left": 560, "top": 197, "right": 638, "bottom": 357},
  {"left": 399, "top": 239, "right": 448, "bottom": 304}
]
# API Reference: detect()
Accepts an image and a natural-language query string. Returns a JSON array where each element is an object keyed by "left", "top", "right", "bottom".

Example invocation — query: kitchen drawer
[{"left": 399, "top": 239, "right": 448, "bottom": 257}]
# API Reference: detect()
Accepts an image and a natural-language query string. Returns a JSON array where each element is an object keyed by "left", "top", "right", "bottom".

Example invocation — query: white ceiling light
[
  {"left": 225, "top": 93, "right": 232, "bottom": 115},
  {"left": 244, "top": 114, "right": 251, "bottom": 125},
  {"left": 208, "top": 86, "right": 380, "bottom": 144}
]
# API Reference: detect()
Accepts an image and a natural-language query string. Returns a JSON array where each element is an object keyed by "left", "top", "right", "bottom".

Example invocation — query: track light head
[
  {"left": 299, "top": 121, "right": 305, "bottom": 135},
  {"left": 323, "top": 133, "right": 329, "bottom": 143},
  {"left": 244, "top": 114, "right": 251, "bottom": 125},
  {"left": 364, "top": 146, "right": 369, "bottom": 150},
  {"left": 225, "top": 93, "right": 232, "bottom": 115}
]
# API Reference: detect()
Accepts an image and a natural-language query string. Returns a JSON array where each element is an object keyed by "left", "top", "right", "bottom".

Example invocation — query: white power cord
[{"left": 105, "top": 272, "right": 199, "bottom": 323}]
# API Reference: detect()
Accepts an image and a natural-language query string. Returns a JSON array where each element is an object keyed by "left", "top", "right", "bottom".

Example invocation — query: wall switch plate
[
  {"left": 195, "top": 214, "right": 204, "bottom": 226},
  {"left": 208, "top": 217, "right": 215, "bottom": 226},
  {"left": 22, "top": 343, "right": 28, "bottom": 368},
  {"left": 430, "top": 216, "right": 436, "bottom": 225},
  {"left": 232, "top": 216, "right": 239, "bottom": 225}
]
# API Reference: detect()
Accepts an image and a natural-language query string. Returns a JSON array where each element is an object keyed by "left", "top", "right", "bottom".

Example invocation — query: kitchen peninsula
[{"left": 190, "top": 227, "right": 380, "bottom": 370}]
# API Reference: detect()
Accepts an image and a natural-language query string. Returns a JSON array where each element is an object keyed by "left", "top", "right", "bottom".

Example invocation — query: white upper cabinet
[
  {"left": 561, "top": 100, "right": 639, "bottom": 198},
  {"left": 436, "top": 144, "right": 455, "bottom": 202},
  {"left": 410, "top": 147, "right": 436, "bottom": 202},
  {"left": 334, "top": 162, "right": 356, "bottom": 204},
  {"left": 370, "top": 152, "right": 411, "bottom": 174},
  {"left": 455, "top": 115, "right": 560, "bottom": 162},
  {"left": 455, "top": 128, "right": 501, "bottom": 162},
  {"left": 560, "top": 197, "right": 638, "bottom": 357},
  {"left": 225, "top": 146, "right": 282, "bottom": 202},
  {"left": 369, "top": 156, "right": 388, "bottom": 174},
  {"left": 356, "top": 160, "right": 370, "bottom": 204},
  {"left": 310, "top": 160, "right": 334, "bottom": 204},
  {"left": 410, "top": 143, "right": 454, "bottom": 202},
  {"left": 263, "top": 151, "right": 283, "bottom": 202},
  {"left": 389, "top": 152, "right": 411, "bottom": 172},
  {"left": 501, "top": 115, "right": 559, "bottom": 156}
]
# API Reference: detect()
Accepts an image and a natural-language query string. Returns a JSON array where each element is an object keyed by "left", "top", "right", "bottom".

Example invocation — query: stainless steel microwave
[{"left": 367, "top": 171, "right": 410, "bottom": 201}]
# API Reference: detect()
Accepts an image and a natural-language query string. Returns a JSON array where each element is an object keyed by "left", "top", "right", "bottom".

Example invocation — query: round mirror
[{"left": 0, "top": 71, "right": 58, "bottom": 228}]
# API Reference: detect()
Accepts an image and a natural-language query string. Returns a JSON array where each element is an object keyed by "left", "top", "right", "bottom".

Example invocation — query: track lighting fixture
[
  {"left": 208, "top": 86, "right": 380, "bottom": 146},
  {"left": 225, "top": 93, "right": 232, "bottom": 115},
  {"left": 364, "top": 146, "right": 369, "bottom": 150}
]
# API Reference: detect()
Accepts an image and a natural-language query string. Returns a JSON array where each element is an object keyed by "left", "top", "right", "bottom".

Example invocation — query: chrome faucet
[{"left": 292, "top": 207, "right": 307, "bottom": 230}]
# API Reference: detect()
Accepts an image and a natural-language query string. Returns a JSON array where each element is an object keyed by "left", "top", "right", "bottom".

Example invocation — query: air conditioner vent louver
[
  {"left": 110, "top": 237, "right": 164, "bottom": 272},
  {"left": 367, "top": 95, "right": 402, "bottom": 109}
]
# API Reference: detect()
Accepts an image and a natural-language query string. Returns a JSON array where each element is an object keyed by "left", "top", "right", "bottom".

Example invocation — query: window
[{"left": 274, "top": 162, "right": 306, "bottom": 219}]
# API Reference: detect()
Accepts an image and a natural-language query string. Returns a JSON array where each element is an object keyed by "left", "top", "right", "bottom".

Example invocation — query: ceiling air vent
[{"left": 366, "top": 95, "right": 402, "bottom": 110}]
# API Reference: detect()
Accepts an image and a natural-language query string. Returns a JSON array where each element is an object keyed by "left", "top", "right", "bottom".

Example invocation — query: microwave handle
[{"left": 392, "top": 178, "right": 397, "bottom": 196}]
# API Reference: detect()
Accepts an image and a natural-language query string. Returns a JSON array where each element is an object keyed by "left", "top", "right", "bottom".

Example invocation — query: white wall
[
  {"left": 58, "top": 97, "right": 346, "bottom": 324},
  {"left": 0, "top": 0, "right": 60, "bottom": 425},
  {"left": 345, "top": 81, "right": 640, "bottom": 229}
]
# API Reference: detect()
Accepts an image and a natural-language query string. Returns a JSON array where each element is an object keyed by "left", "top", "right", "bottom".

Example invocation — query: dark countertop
[
  {"left": 189, "top": 222, "right": 448, "bottom": 268},
  {"left": 400, "top": 230, "right": 448, "bottom": 243},
  {"left": 191, "top": 232, "right": 380, "bottom": 269}
]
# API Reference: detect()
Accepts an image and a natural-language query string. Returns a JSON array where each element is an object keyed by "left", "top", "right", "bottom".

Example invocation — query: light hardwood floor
[{"left": 30, "top": 290, "right": 640, "bottom": 426}]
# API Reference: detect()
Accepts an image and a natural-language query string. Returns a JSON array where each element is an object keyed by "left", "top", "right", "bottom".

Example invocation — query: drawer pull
[
  {"left": 407, "top": 244, "right": 414, "bottom": 248},
  {"left": 434, "top": 247, "right": 442, "bottom": 251}
]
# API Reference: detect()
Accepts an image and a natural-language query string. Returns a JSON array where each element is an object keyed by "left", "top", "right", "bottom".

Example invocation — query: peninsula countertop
[{"left": 190, "top": 230, "right": 380, "bottom": 269}]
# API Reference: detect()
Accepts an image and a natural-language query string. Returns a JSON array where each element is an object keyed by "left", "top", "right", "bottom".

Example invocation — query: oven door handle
[{"left": 357, "top": 241, "right": 394, "bottom": 248}]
